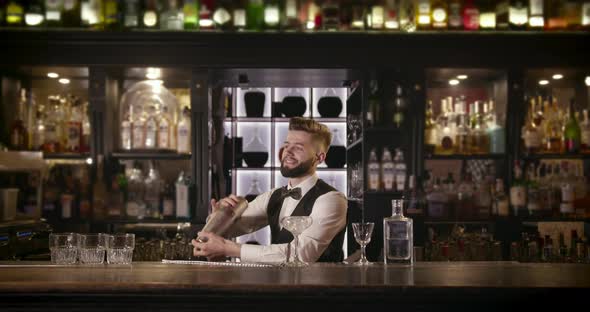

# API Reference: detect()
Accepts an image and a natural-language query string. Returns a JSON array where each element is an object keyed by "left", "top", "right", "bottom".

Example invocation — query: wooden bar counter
[{"left": 1, "top": 261, "right": 588, "bottom": 311}]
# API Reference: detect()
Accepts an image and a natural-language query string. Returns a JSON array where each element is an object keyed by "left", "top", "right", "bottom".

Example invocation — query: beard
[{"left": 280, "top": 157, "right": 315, "bottom": 178}]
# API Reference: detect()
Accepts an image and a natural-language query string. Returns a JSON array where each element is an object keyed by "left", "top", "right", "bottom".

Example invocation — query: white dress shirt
[{"left": 227, "top": 173, "right": 347, "bottom": 263}]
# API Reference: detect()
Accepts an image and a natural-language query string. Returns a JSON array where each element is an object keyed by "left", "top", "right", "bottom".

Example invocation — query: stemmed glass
[
  {"left": 280, "top": 216, "right": 313, "bottom": 267},
  {"left": 352, "top": 222, "right": 374, "bottom": 265}
]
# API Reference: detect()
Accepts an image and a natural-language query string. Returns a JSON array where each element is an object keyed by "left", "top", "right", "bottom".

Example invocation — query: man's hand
[
  {"left": 191, "top": 231, "right": 242, "bottom": 261},
  {"left": 210, "top": 195, "right": 243, "bottom": 213}
]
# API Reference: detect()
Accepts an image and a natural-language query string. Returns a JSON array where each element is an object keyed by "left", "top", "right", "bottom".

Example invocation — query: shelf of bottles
[
  {"left": 419, "top": 68, "right": 509, "bottom": 226},
  {"left": 222, "top": 85, "right": 348, "bottom": 244},
  {"left": 514, "top": 68, "right": 590, "bottom": 223},
  {"left": 111, "top": 67, "right": 193, "bottom": 223},
  {"left": 1, "top": 1, "right": 589, "bottom": 33}
]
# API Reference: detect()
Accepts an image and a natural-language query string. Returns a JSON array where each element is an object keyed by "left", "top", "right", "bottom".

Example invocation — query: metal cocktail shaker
[{"left": 196, "top": 197, "right": 249, "bottom": 243}]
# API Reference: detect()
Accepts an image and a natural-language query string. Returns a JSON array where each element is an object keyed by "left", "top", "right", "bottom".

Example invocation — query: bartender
[{"left": 192, "top": 117, "right": 347, "bottom": 263}]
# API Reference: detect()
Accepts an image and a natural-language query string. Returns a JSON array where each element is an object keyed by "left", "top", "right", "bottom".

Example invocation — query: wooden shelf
[
  {"left": 111, "top": 152, "right": 191, "bottom": 160},
  {"left": 43, "top": 153, "right": 90, "bottom": 160},
  {"left": 426, "top": 154, "right": 506, "bottom": 160},
  {"left": 522, "top": 153, "right": 590, "bottom": 160},
  {"left": 365, "top": 191, "right": 404, "bottom": 197}
]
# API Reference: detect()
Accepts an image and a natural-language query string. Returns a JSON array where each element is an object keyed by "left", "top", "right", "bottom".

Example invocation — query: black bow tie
[{"left": 281, "top": 187, "right": 302, "bottom": 200}]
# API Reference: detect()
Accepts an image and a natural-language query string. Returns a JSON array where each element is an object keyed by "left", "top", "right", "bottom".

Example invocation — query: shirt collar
[{"left": 287, "top": 173, "right": 318, "bottom": 198}]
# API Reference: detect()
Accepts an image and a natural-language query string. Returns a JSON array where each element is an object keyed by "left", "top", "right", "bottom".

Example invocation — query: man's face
[{"left": 279, "top": 130, "right": 324, "bottom": 178}]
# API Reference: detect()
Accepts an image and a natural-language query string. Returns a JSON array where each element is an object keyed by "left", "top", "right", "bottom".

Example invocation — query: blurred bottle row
[
  {"left": 41, "top": 158, "right": 193, "bottom": 221},
  {"left": 2, "top": 0, "right": 587, "bottom": 32},
  {"left": 423, "top": 225, "right": 503, "bottom": 261},
  {"left": 8, "top": 89, "right": 91, "bottom": 154},
  {"left": 510, "top": 229, "right": 590, "bottom": 263}
]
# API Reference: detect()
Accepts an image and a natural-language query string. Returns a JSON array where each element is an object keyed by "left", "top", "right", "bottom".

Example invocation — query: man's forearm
[{"left": 225, "top": 239, "right": 242, "bottom": 258}]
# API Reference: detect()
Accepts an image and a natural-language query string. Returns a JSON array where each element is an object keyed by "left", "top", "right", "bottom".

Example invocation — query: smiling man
[{"left": 192, "top": 117, "right": 347, "bottom": 263}]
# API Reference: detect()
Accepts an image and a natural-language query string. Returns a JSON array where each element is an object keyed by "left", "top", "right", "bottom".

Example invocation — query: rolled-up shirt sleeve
[{"left": 240, "top": 191, "right": 347, "bottom": 263}]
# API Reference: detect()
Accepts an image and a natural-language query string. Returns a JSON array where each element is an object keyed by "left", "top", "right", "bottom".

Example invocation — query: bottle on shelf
[
  {"left": 522, "top": 97, "right": 542, "bottom": 155},
  {"left": 526, "top": 163, "right": 541, "bottom": 217},
  {"left": 479, "top": 0, "right": 496, "bottom": 30},
  {"left": 182, "top": 0, "right": 199, "bottom": 29},
  {"left": 471, "top": 101, "right": 490, "bottom": 154},
  {"left": 161, "top": 0, "right": 185, "bottom": 30},
  {"left": 496, "top": 0, "right": 510, "bottom": 29},
  {"left": 126, "top": 163, "right": 146, "bottom": 219},
  {"left": 199, "top": 0, "right": 214, "bottom": 29},
  {"left": 455, "top": 113, "right": 470, "bottom": 155},
  {"left": 368, "top": 148, "right": 381, "bottom": 191},
  {"left": 564, "top": 0, "right": 581, "bottom": 29},
  {"left": 81, "top": 101, "right": 91, "bottom": 153},
  {"left": 175, "top": 171, "right": 191, "bottom": 218},
  {"left": 426, "top": 177, "right": 449, "bottom": 219},
  {"left": 509, "top": 0, "right": 528, "bottom": 30},
  {"left": 392, "top": 84, "right": 406, "bottom": 129},
  {"left": 394, "top": 148, "right": 406, "bottom": 192},
  {"left": 24, "top": 0, "right": 45, "bottom": 27},
  {"left": 406, "top": 175, "right": 425, "bottom": 217},
  {"left": 122, "top": 0, "right": 140, "bottom": 29},
  {"left": 144, "top": 161, "right": 164, "bottom": 219},
  {"left": 321, "top": 0, "right": 340, "bottom": 31},
  {"left": 246, "top": 0, "right": 264, "bottom": 30},
  {"left": 510, "top": 160, "right": 528, "bottom": 217},
  {"left": 563, "top": 98, "right": 581, "bottom": 154},
  {"left": 424, "top": 100, "right": 438, "bottom": 156},
  {"left": 546, "top": 0, "right": 567, "bottom": 29},
  {"left": 10, "top": 89, "right": 29, "bottom": 151},
  {"left": 381, "top": 147, "right": 395, "bottom": 191},
  {"left": 282, "top": 0, "right": 301, "bottom": 30},
  {"left": 367, "top": 80, "right": 380, "bottom": 128},
  {"left": 157, "top": 105, "right": 172, "bottom": 150},
  {"left": 161, "top": 182, "right": 175, "bottom": 218},
  {"left": 415, "top": 0, "right": 431, "bottom": 30},
  {"left": 559, "top": 161, "right": 575, "bottom": 218},
  {"left": 384, "top": 199, "right": 414, "bottom": 264},
  {"left": 103, "top": 0, "right": 120, "bottom": 30},
  {"left": 455, "top": 171, "right": 474, "bottom": 220},
  {"left": 448, "top": 0, "right": 463, "bottom": 29},
  {"left": 177, "top": 106, "right": 191, "bottom": 154},
  {"left": 384, "top": 0, "right": 400, "bottom": 30},
  {"left": 65, "top": 97, "right": 83, "bottom": 153},
  {"left": 431, "top": 0, "right": 448, "bottom": 29},
  {"left": 462, "top": 0, "right": 480, "bottom": 30},
  {"left": 399, "top": 0, "right": 416, "bottom": 32},
  {"left": 528, "top": 0, "right": 544, "bottom": 29},
  {"left": 213, "top": 0, "right": 233, "bottom": 30},
  {"left": 141, "top": 0, "right": 160, "bottom": 29},
  {"left": 108, "top": 173, "right": 125, "bottom": 218},
  {"left": 492, "top": 178, "right": 510, "bottom": 217}
]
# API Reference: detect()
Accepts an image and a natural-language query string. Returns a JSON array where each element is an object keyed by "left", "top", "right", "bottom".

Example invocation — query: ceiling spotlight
[
  {"left": 145, "top": 67, "right": 161, "bottom": 80},
  {"left": 47, "top": 72, "right": 59, "bottom": 78},
  {"left": 552, "top": 74, "right": 563, "bottom": 80},
  {"left": 58, "top": 78, "right": 70, "bottom": 84},
  {"left": 538, "top": 80, "right": 549, "bottom": 86},
  {"left": 86, "top": 157, "right": 93, "bottom": 165},
  {"left": 457, "top": 75, "right": 468, "bottom": 80},
  {"left": 585, "top": 76, "right": 590, "bottom": 86},
  {"left": 449, "top": 79, "right": 460, "bottom": 86}
]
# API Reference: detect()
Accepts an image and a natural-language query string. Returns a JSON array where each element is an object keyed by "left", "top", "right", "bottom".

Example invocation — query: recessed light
[
  {"left": 47, "top": 72, "right": 59, "bottom": 78},
  {"left": 585, "top": 76, "right": 590, "bottom": 86},
  {"left": 86, "top": 157, "right": 93, "bottom": 165},
  {"left": 145, "top": 67, "right": 161, "bottom": 80},
  {"left": 552, "top": 74, "right": 563, "bottom": 80},
  {"left": 457, "top": 75, "right": 468, "bottom": 80},
  {"left": 538, "top": 80, "right": 549, "bottom": 86},
  {"left": 449, "top": 79, "right": 460, "bottom": 86},
  {"left": 58, "top": 78, "right": 70, "bottom": 84}
]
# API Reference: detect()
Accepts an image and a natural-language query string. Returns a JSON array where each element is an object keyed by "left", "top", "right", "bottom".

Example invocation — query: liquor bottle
[
  {"left": 281, "top": 0, "right": 299, "bottom": 30},
  {"left": 570, "top": 230, "right": 579, "bottom": 262},
  {"left": 62, "top": 0, "right": 80, "bottom": 26},
  {"left": 81, "top": 0, "right": 103, "bottom": 29},
  {"left": 350, "top": 0, "right": 366, "bottom": 30},
  {"left": 558, "top": 232, "right": 568, "bottom": 261},
  {"left": 121, "top": 0, "right": 139, "bottom": 28},
  {"left": 199, "top": 0, "right": 214, "bottom": 28},
  {"left": 424, "top": 100, "right": 437, "bottom": 156},
  {"left": 487, "top": 111, "right": 505, "bottom": 154},
  {"left": 381, "top": 148, "right": 395, "bottom": 191},
  {"left": 10, "top": 89, "right": 29, "bottom": 151},
  {"left": 564, "top": 0, "right": 581, "bottom": 29},
  {"left": 564, "top": 99, "right": 581, "bottom": 154},
  {"left": 131, "top": 107, "right": 145, "bottom": 149},
  {"left": 45, "top": 0, "right": 63, "bottom": 27},
  {"left": 583, "top": 1, "right": 590, "bottom": 28},
  {"left": 509, "top": 0, "right": 528, "bottom": 29},
  {"left": 546, "top": 0, "right": 567, "bottom": 29},
  {"left": 471, "top": 103, "right": 489, "bottom": 154},
  {"left": 496, "top": 0, "right": 510, "bottom": 29},
  {"left": 25, "top": 0, "right": 45, "bottom": 26},
  {"left": 263, "top": 0, "right": 279, "bottom": 29},
  {"left": 526, "top": 163, "right": 541, "bottom": 217},
  {"left": 144, "top": 105, "right": 157, "bottom": 149},
  {"left": 157, "top": 107, "right": 171, "bottom": 149},
  {"left": 431, "top": 0, "right": 447, "bottom": 29},
  {"left": 141, "top": 0, "right": 160, "bottom": 28},
  {"left": 92, "top": 155, "right": 107, "bottom": 220},
  {"left": 126, "top": 164, "right": 146, "bottom": 218},
  {"left": 322, "top": 0, "right": 340, "bottom": 30},
  {"left": 560, "top": 162, "right": 575, "bottom": 218},
  {"left": 415, "top": 0, "right": 431, "bottom": 30},
  {"left": 522, "top": 98, "right": 541, "bottom": 155},
  {"left": 367, "top": 80, "right": 380, "bottom": 127},
  {"left": 233, "top": 0, "right": 247, "bottom": 30},
  {"left": 456, "top": 171, "right": 474, "bottom": 220},
  {"left": 175, "top": 171, "right": 191, "bottom": 218},
  {"left": 144, "top": 162, "right": 163, "bottom": 219},
  {"left": 161, "top": 182, "right": 175, "bottom": 218},
  {"left": 60, "top": 167, "right": 75, "bottom": 220},
  {"left": 384, "top": 0, "right": 399, "bottom": 30},
  {"left": 161, "top": 0, "right": 184, "bottom": 30},
  {"left": 542, "top": 235, "right": 553, "bottom": 262},
  {"left": 302, "top": 0, "right": 320, "bottom": 30},
  {"left": 528, "top": 0, "right": 543, "bottom": 29},
  {"left": 581, "top": 109, "right": 590, "bottom": 152},
  {"left": 247, "top": 0, "right": 264, "bottom": 30},
  {"left": 368, "top": 148, "right": 381, "bottom": 191},
  {"left": 493, "top": 179, "right": 510, "bottom": 217},
  {"left": 427, "top": 177, "right": 449, "bottom": 219},
  {"left": 212, "top": 0, "right": 232, "bottom": 30},
  {"left": 406, "top": 175, "right": 425, "bottom": 216},
  {"left": 479, "top": 0, "right": 496, "bottom": 30},
  {"left": 455, "top": 114, "right": 470, "bottom": 154},
  {"left": 369, "top": 0, "right": 385, "bottom": 29},
  {"left": 384, "top": 199, "right": 413, "bottom": 264},
  {"left": 177, "top": 107, "right": 191, "bottom": 154},
  {"left": 398, "top": 0, "right": 415, "bottom": 31},
  {"left": 393, "top": 148, "right": 406, "bottom": 192},
  {"left": 182, "top": 0, "right": 198, "bottom": 29},
  {"left": 392, "top": 84, "right": 405, "bottom": 128},
  {"left": 65, "top": 97, "right": 82, "bottom": 152},
  {"left": 5, "top": 0, "right": 24, "bottom": 26},
  {"left": 462, "top": 0, "right": 479, "bottom": 30},
  {"left": 510, "top": 160, "right": 527, "bottom": 217},
  {"left": 447, "top": 0, "right": 462, "bottom": 29}
]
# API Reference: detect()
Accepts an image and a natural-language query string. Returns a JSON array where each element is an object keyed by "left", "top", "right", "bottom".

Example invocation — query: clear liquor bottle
[
  {"left": 368, "top": 148, "right": 381, "bottom": 191},
  {"left": 415, "top": 0, "right": 431, "bottom": 30},
  {"left": 161, "top": 0, "right": 184, "bottom": 30},
  {"left": 9, "top": 89, "right": 29, "bottom": 150},
  {"left": 384, "top": 0, "right": 399, "bottom": 30},
  {"left": 493, "top": 179, "right": 510, "bottom": 217},
  {"left": 25, "top": 0, "right": 45, "bottom": 26},
  {"left": 177, "top": 107, "right": 191, "bottom": 154},
  {"left": 424, "top": 100, "right": 438, "bottom": 156},
  {"left": 45, "top": 0, "right": 63, "bottom": 27},
  {"left": 369, "top": 0, "right": 385, "bottom": 29},
  {"left": 144, "top": 162, "right": 163, "bottom": 219},
  {"left": 123, "top": 0, "right": 140, "bottom": 29},
  {"left": 510, "top": 160, "right": 528, "bottom": 217},
  {"left": 455, "top": 114, "right": 470, "bottom": 155},
  {"left": 157, "top": 106, "right": 172, "bottom": 149},
  {"left": 509, "top": 0, "right": 528, "bottom": 29},
  {"left": 384, "top": 199, "right": 413, "bottom": 264},
  {"left": 522, "top": 98, "right": 542, "bottom": 155},
  {"left": 526, "top": 163, "right": 541, "bottom": 217},
  {"left": 381, "top": 148, "right": 395, "bottom": 191},
  {"left": 393, "top": 148, "right": 406, "bottom": 192},
  {"left": 559, "top": 162, "right": 575, "bottom": 218},
  {"left": 144, "top": 105, "right": 158, "bottom": 149},
  {"left": 406, "top": 175, "right": 425, "bottom": 217},
  {"left": 528, "top": 0, "right": 544, "bottom": 29}
]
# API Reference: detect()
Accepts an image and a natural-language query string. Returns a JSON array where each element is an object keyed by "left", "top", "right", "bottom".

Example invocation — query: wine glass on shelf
[
  {"left": 352, "top": 222, "right": 375, "bottom": 266},
  {"left": 280, "top": 216, "right": 313, "bottom": 267}
]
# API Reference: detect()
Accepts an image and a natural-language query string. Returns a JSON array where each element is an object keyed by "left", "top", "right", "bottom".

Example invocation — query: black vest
[{"left": 266, "top": 179, "right": 346, "bottom": 263}]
